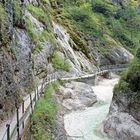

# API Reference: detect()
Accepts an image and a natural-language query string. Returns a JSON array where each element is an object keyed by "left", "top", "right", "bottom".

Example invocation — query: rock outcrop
[
  {"left": 58, "top": 81, "right": 97, "bottom": 111},
  {"left": 104, "top": 90, "right": 140, "bottom": 140},
  {"left": 104, "top": 48, "right": 140, "bottom": 140}
]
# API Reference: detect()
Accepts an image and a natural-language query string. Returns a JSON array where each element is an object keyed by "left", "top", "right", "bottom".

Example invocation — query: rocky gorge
[
  {"left": 0, "top": 0, "right": 140, "bottom": 140},
  {"left": 104, "top": 48, "right": 140, "bottom": 140}
]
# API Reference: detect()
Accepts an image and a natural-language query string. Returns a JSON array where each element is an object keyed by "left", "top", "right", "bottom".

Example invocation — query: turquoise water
[
  {"left": 64, "top": 102, "right": 110, "bottom": 140},
  {"left": 64, "top": 78, "right": 119, "bottom": 140}
]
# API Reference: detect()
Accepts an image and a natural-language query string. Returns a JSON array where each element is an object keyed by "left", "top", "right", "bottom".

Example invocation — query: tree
[{"left": 127, "top": 16, "right": 140, "bottom": 40}]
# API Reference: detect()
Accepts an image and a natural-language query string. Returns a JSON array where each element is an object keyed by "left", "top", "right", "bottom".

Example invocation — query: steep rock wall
[{"left": 104, "top": 48, "right": 140, "bottom": 140}]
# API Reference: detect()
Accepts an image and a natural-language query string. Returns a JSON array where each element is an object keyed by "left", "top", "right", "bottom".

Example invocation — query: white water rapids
[{"left": 64, "top": 77, "right": 119, "bottom": 140}]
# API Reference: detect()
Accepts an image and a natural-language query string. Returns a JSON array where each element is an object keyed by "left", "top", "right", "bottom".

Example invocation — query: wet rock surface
[{"left": 59, "top": 81, "right": 97, "bottom": 111}]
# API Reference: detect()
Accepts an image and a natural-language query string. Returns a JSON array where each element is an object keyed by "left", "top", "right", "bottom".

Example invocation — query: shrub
[
  {"left": 39, "top": 30, "right": 57, "bottom": 47},
  {"left": 52, "top": 51, "right": 70, "bottom": 71},
  {"left": 27, "top": 4, "right": 52, "bottom": 29},
  {"left": 114, "top": 71, "right": 129, "bottom": 92},
  {"left": 0, "top": 4, "right": 9, "bottom": 44},
  {"left": 115, "top": 6, "right": 137, "bottom": 21},
  {"left": 126, "top": 58, "right": 140, "bottom": 92},
  {"left": 26, "top": 16, "right": 37, "bottom": 43},
  {"left": 115, "top": 53, "right": 140, "bottom": 93},
  {"left": 62, "top": 4, "right": 102, "bottom": 37},
  {"left": 92, "top": 0, "right": 117, "bottom": 17},
  {"left": 13, "top": 0, "right": 21, "bottom": 26},
  {"left": 31, "top": 83, "right": 59, "bottom": 140},
  {"left": 136, "top": 47, "right": 140, "bottom": 59}
]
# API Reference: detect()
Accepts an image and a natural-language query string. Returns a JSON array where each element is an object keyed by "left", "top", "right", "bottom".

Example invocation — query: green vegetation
[
  {"left": 31, "top": 82, "right": 60, "bottom": 140},
  {"left": 0, "top": 3, "right": 9, "bottom": 44},
  {"left": 27, "top": 4, "right": 52, "bottom": 29},
  {"left": 26, "top": 15, "right": 56, "bottom": 54},
  {"left": 26, "top": 3, "right": 57, "bottom": 55},
  {"left": 10, "top": 47, "right": 17, "bottom": 56},
  {"left": 39, "top": 30, "right": 57, "bottom": 48},
  {"left": 115, "top": 47, "right": 140, "bottom": 99},
  {"left": 52, "top": 51, "right": 70, "bottom": 71},
  {"left": 53, "top": 0, "right": 140, "bottom": 55},
  {"left": 26, "top": 16, "right": 37, "bottom": 43},
  {"left": 13, "top": 0, "right": 21, "bottom": 26}
]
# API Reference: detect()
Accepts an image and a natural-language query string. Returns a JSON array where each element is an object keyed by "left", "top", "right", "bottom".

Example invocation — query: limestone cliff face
[
  {"left": 0, "top": 0, "right": 133, "bottom": 122},
  {"left": 0, "top": 0, "right": 33, "bottom": 121},
  {"left": 104, "top": 48, "right": 140, "bottom": 140}
]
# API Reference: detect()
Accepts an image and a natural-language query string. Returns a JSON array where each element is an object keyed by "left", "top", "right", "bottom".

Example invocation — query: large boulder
[
  {"left": 104, "top": 86, "right": 140, "bottom": 140},
  {"left": 104, "top": 112, "right": 140, "bottom": 140},
  {"left": 59, "top": 81, "right": 97, "bottom": 111}
]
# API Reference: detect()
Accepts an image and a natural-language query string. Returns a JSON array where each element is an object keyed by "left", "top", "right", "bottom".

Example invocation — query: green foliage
[
  {"left": 13, "top": 0, "right": 21, "bottom": 26},
  {"left": 52, "top": 51, "right": 70, "bottom": 71},
  {"left": 26, "top": 15, "right": 57, "bottom": 54},
  {"left": 53, "top": 0, "right": 140, "bottom": 56},
  {"left": 115, "top": 6, "right": 136, "bottom": 21},
  {"left": 114, "top": 71, "right": 129, "bottom": 92},
  {"left": 0, "top": 4, "right": 9, "bottom": 44},
  {"left": 39, "top": 30, "right": 57, "bottom": 47},
  {"left": 53, "top": 81, "right": 60, "bottom": 91},
  {"left": 62, "top": 4, "right": 102, "bottom": 37},
  {"left": 10, "top": 47, "right": 17, "bottom": 56},
  {"left": 125, "top": 58, "right": 140, "bottom": 92},
  {"left": 26, "top": 16, "right": 37, "bottom": 43},
  {"left": 115, "top": 48, "right": 140, "bottom": 93},
  {"left": 42, "top": 0, "right": 50, "bottom": 4},
  {"left": 31, "top": 82, "right": 59, "bottom": 140},
  {"left": 136, "top": 47, "right": 140, "bottom": 59},
  {"left": 27, "top": 4, "right": 52, "bottom": 29},
  {"left": 92, "top": 0, "right": 117, "bottom": 17},
  {"left": 26, "top": 4, "right": 58, "bottom": 55},
  {"left": 26, "top": 85, "right": 35, "bottom": 93}
]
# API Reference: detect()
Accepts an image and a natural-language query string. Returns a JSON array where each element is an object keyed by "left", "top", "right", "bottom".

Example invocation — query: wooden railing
[{"left": 1, "top": 64, "right": 128, "bottom": 140}]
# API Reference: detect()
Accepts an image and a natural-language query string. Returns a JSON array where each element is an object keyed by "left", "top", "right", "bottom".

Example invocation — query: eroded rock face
[
  {"left": 59, "top": 81, "right": 97, "bottom": 111},
  {"left": 14, "top": 29, "right": 33, "bottom": 89},
  {"left": 53, "top": 23, "right": 97, "bottom": 75},
  {"left": 0, "top": 28, "right": 33, "bottom": 121},
  {"left": 0, "top": 51, "right": 19, "bottom": 121},
  {"left": 0, "top": 1, "right": 34, "bottom": 121},
  {"left": 104, "top": 79, "right": 140, "bottom": 140},
  {"left": 104, "top": 112, "right": 140, "bottom": 140},
  {"left": 108, "top": 47, "right": 133, "bottom": 64}
]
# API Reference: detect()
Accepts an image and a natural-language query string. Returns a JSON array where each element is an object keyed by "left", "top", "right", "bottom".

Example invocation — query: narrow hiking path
[
  {"left": 0, "top": 64, "right": 127, "bottom": 140},
  {"left": 0, "top": 84, "right": 42, "bottom": 140}
]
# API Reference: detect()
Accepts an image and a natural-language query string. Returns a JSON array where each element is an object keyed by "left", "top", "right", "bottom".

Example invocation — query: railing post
[
  {"left": 6, "top": 124, "right": 10, "bottom": 140},
  {"left": 15, "top": 103, "right": 20, "bottom": 140},
  {"left": 22, "top": 101, "right": 24, "bottom": 130},
  {"left": 30, "top": 94, "right": 33, "bottom": 114}
]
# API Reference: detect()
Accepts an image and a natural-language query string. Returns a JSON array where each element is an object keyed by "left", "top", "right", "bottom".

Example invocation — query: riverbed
[{"left": 64, "top": 77, "right": 119, "bottom": 140}]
